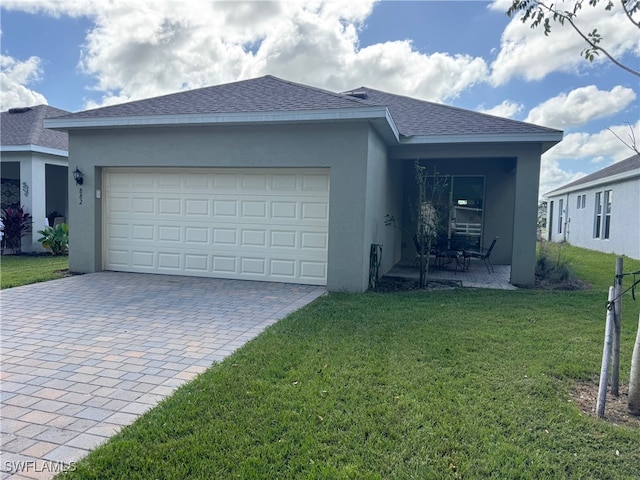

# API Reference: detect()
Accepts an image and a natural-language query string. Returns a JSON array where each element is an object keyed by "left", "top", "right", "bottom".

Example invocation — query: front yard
[
  {"left": 54, "top": 245, "right": 640, "bottom": 479},
  {"left": 0, "top": 254, "right": 69, "bottom": 289}
]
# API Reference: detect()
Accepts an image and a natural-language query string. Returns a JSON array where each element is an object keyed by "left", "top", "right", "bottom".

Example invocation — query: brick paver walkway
[{"left": 0, "top": 272, "right": 325, "bottom": 479}]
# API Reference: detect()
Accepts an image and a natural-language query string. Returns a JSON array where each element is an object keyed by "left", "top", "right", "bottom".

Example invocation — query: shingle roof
[
  {"left": 1, "top": 105, "right": 70, "bottom": 151},
  {"left": 49, "top": 75, "right": 561, "bottom": 140},
  {"left": 344, "top": 87, "right": 560, "bottom": 137},
  {"left": 55, "top": 76, "right": 372, "bottom": 119},
  {"left": 547, "top": 154, "right": 640, "bottom": 195}
]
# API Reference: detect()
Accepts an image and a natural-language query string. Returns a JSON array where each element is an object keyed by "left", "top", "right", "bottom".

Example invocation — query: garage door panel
[
  {"left": 302, "top": 174, "right": 330, "bottom": 191},
  {"left": 302, "top": 202, "right": 329, "bottom": 220},
  {"left": 271, "top": 174, "right": 297, "bottom": 190},
  {"left": 107, "top": 223, "right": 129, "bottom": 239},
  {"left": 185, "top": 254, "right": 208, "bottom": 272},
  {"left": 132, "top": 225, "right": 154, "bottom": 241},
  {"left": 158, "top": 198, "right": 181, "bottom": 215},
  {"left": 185, "top": 174, "right": 210, "bottom": 189},
  {"left": 271, "top": 231, "right": 296, "bottom": 248},
  {"left": 270, "top": 259, "right": 296, "bottom": 277},
  {"left": 242, "top": 201, "right": 267, "bottom": 218},
  {"left": 158, "top": 253, "right": 181, "bottom": 270},
  {"left": 185, "top": 227, "right": 209, "bottom": 244},
  {"left": 104, "top": 168, "right": 328, "bottom": 285},
  {"left": 212, "top": 256, "right": 237, "bottom": 273},
  {"left": 213, "top": 228, "right": 237, "bottom": 245},
  {"left": 300, "top": 261, "right": 327, "bottom": 280},
  {"left": 108, "top": 196, "right": 130, "bottom": 212},
  {"left": 106, "top": 249, "right": 130, "bottom": 267},
  {"left": 213, "top": 200, "right": 238, "bottom": 217},
  {"left": 131, "top": 251, "right": 154, "bottom": 268},
  {"left": 185, "top": 199, "right": 209, "bottom": 215},
  {"left": 158, "top": 226, "right": 181, "bottom": 242},
  {"left": 242, "top": 175, "right": 268, "bottom": 190},
  {"left": 241, "top": 230, "right": 267, "bottom": 247},
  {"left": 301, "top": 232, "right": 327, "bottom": 249}
]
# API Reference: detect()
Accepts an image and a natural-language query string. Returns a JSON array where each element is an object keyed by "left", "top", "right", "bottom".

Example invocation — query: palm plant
[{"left": 37, "top": 223, "right": 69, "bottom": 255}]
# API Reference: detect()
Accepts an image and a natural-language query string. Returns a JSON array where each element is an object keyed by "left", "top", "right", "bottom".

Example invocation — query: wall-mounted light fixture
[{"left": 73, "top": 167, "right": 84, "bottom": 186}]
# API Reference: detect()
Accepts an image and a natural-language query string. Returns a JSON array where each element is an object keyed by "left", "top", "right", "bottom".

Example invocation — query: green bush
[{"left": 37, "top": 223, "right": 69, "bottom": 255}]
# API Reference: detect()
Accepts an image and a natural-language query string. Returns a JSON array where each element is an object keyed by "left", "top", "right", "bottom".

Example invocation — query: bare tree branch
[
  {"left": 508, "top": 0, "right": 640, "bottom": 77},
  {"left": 607, "top": 122, "right": 640, "bottom": 155}
]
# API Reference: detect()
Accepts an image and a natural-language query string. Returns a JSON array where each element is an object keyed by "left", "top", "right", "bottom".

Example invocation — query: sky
[{"left": 1, "top": 0, "right": 638, "bottom": 196}]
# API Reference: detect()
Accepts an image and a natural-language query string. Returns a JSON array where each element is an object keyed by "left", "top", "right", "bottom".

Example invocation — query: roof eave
[
  {"left": 399, "top": 132, "right": 563, "bottom": 150},
  {"left": 545, "top": 168, "right": 640, "bottom": 197},
  {"left": 0, "top": 145, "right": 68, "bottom": 157},
  {"left": 44, "top": 106, "right": 400, "bottom": 142}
]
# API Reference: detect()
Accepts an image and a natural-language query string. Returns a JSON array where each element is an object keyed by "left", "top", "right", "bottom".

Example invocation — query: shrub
[
  {"left": 37, "top": 223, "right": 69, "bottom": 255},
  {"left": 535, "top": 240, "right": 586, "bottom": 290},
  {"left": 1, "top": 206, "right": 32, "bottom": 253}
]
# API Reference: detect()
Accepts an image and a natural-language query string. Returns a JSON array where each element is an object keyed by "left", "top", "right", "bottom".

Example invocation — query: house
[
  {"left": 1, "top": 105, "right": 70, "bottom": 252},
  {"left": 45, "top": 75, "right": 562, "bottom": 292},
  {"left": 545, "top": 154, "right": 640, "bottom": 260}
]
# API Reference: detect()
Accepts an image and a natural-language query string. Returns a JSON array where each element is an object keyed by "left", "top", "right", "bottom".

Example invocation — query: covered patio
[{"left": 383, "top": 261, "right": 516, "bottom": 290}]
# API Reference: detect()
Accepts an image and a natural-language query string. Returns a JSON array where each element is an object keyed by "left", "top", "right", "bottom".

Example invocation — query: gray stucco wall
[
  {"left": 362, "top": 128, "right": 402, "bottom": 291},
  {"left": 67, "top": 122, "right": 376, "bottom": 292},
  {"left": 510, "top": 147, "right": 541, "bottom": 286}
]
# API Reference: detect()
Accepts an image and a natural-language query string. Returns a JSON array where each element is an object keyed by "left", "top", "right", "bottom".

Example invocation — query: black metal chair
[{"left": 464, "top": 236, "right": 498, "bottom": 273}]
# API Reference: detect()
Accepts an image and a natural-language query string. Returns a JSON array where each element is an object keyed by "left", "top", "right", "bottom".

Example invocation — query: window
[
  {"left": 594, "top": 192, "right": 602, "bottom": 237},
  {"left": 424, "top": 175, "right": 485, "bottom": 250},
  {"left": 558, "top": 199, "right": 563, "bottom": 234},
  {"left": 603, "top": 190, "right": 612, "bottom": 239},
  {"left": 593, "top": 190, "right": 612, "bottom": 239},
  {"left": 577, "top": 194, "right": 586, "bottom": 209}
]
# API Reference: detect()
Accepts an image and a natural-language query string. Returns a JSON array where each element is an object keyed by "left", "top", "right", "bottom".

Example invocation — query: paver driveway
[{"left": 0, "top": 272, "right": 326, "bottom": 479}]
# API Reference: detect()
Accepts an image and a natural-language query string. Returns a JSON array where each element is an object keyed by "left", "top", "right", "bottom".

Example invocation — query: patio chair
[{"left": 464, "top": 236, "right": 498, "bottom": 273}]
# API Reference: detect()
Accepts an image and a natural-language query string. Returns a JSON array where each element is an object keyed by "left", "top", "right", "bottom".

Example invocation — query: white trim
[
  {"left": 546, "top": 169, "right": 640, "bottom": 197},
  {"left": 399, "top": 132, "right": 563, "bottom": 145},
  {"left": 0, "top": 145, "right": 68, "bottom": 158},
  {"left": 45, "top": 106, "right": 398, "bottom": 136}
]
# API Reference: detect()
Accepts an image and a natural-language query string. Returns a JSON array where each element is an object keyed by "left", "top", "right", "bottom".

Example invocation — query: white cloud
[
  {"left": 477, "top": 100, "right": 523, "bottom": 118},
  {"left": 540, "top": 119, "right": 640, "bottom": 195},
  {"left": 525, "top": 85, "right": 637, "bottom": 130},
  {"left": 3, "top": 0, "right": 490, "bottom": 107},
  {"left": 0, "top": 54, "right": 47, "bottom": 110},
  {"left": 489, "top": 0, "right": 640, "bottom": 84},
  {"left": 341, "top": 44, "right": 488, "bottom": 102}
]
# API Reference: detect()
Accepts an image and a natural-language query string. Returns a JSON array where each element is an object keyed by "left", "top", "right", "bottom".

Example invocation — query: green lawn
[
  {"left": 0, "top": 254, "right": 69, "bottom": 289},
  {"left": 54, "top": 245, "right": 639, "bottom": 479}
]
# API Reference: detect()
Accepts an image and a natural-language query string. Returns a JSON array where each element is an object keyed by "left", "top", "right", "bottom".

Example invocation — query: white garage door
[{"left": 103, "top": 168, "right": 329, "bottom": 285}]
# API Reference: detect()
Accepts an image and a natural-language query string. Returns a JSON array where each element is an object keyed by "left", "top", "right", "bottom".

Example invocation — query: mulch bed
[
  {"left": 570, "top": 382, "right": 639, "bottom": 428},
  {"left": 371, "top": 276, "right": 462, "bottom": 293}
]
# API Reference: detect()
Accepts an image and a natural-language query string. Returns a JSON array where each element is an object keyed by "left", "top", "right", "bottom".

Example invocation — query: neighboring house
[
  {"left": 46, "top": 75, "right": 562, "bottom": 292},
  {"left": 545, "top": 154, "right": 640, "bottom": 260},
  {"left": 1, "top": 105, "right": 70, "bottom": 252}
]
